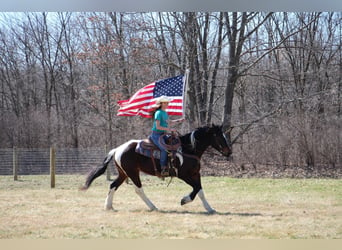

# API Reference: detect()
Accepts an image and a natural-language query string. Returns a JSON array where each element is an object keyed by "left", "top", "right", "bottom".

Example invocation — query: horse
[{"left": 81, "top": 124, "right": 232, "bottom": 214}]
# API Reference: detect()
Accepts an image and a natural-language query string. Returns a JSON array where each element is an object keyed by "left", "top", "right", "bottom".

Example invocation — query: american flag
[{"left": 117, "top": 75, "right": 185, "bottom": 118}]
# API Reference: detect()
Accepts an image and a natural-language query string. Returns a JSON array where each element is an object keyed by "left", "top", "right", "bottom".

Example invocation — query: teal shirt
[{"left": 152, "top": 109, "right": 168, "bottom": 132}]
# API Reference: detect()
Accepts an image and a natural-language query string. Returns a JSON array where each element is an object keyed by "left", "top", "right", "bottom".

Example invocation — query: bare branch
[{"left": 231, "top": 89, "right": 336, "bottom": 144}]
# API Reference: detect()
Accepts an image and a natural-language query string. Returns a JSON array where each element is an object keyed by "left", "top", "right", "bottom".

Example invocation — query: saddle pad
[{"left": 135, "top": 141, "right": 161, "bottom": 159}]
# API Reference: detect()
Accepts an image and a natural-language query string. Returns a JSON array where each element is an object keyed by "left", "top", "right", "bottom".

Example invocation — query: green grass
[{"left": 0, "top": 175, "right": 341, "bottom": 239}]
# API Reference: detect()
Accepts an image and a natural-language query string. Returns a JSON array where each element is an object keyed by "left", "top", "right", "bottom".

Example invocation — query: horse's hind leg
[
  {"left": 134, "top": 185, "right": 158, "bottom": 211},
  {"left": 104, "top": 167, "right": 127, "bottom": 210},
  {"left": 129, "top": 170, "right": 158, "bottom": 211}
]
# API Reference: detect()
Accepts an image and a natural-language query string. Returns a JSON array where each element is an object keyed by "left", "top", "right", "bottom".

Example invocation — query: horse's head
[
  {"left": 195, "top": 124, "right": 233, "bottom": 158},
  {"left": 209, "top": 124, "right": 233, "bottom": 157}
]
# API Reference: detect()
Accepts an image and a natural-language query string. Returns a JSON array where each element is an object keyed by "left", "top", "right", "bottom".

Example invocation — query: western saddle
[{"left": 137, "top": 133, "right": 181, "bottom": 177}]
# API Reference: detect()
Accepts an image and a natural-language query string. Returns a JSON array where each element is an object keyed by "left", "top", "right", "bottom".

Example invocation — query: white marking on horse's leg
[
  {"left": 198, "top": 189, "right": 216, "bottom": 214},
  {"left": 134, "top": 185, "right": 158, "bottom": 211},
  {"left": 104, "top": 188, "right": 116, "bottom": 210},
  {"left": 181, "top": 194, "right": 192, "bottom": 205}
]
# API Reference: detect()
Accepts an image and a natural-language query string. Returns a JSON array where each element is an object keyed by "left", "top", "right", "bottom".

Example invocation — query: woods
[{"left": 0, "top": 12, "right": 341, "bottom": 174}]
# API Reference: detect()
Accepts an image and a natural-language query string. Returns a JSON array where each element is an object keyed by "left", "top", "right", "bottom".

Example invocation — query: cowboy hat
[
  {"left": 152, "top": 96, "right": 173, "bottom": 108},
  {"left": 156, "top": 96, "right": 172, "bottom": 104}
]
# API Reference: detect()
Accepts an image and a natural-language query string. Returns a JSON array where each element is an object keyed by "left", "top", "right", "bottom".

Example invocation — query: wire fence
[
  {"left": 1, "top": 148, "right": 341, "bottom": 180},
  {"left": 0, "top": 148, "right": 117, "bottom": 176}
]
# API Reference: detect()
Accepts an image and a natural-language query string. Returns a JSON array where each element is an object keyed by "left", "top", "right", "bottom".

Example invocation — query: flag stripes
[{"left": 117, "top": 75, "right": 185, "bottom": 118}]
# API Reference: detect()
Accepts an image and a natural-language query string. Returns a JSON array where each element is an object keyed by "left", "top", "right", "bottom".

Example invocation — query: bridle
[
  {"left": 189, "top": 129, "right": 230, "bottom": 156},
  {"left": 213, "top": 133, "right": 231, "bottom": 156}
]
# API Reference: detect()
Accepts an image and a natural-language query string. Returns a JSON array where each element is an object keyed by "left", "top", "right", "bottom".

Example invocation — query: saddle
[{"left": 135, "top": 134, "right": 182, "bottom": 177}]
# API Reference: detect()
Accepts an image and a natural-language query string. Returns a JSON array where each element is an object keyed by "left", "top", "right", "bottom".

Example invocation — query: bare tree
[{"left": 0, "top": 12, "right": 340, "bottom": 175}]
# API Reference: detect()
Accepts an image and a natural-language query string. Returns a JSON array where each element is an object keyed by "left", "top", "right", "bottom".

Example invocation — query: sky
[{"left": 1, "top": 0, "right": 341, "bottom": 12}]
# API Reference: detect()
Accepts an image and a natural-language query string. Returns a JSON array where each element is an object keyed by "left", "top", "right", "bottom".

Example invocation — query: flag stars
[{"left": 153, "top": 75, "right": 183, "bottom": 97}]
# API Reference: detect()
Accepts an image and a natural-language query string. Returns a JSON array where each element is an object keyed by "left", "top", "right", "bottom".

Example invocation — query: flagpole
[{"left": 182, "top": 69, "right": 190, "bottom": 120}]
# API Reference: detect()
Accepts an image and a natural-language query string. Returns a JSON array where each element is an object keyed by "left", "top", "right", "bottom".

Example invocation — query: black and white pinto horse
[{"left": 81, "top": 124, "right": 232, "bottom": 214}]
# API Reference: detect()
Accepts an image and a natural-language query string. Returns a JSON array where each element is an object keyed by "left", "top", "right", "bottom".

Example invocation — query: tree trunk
[{"left": 222, "top": 12, "right": 247, "bottom": 131}]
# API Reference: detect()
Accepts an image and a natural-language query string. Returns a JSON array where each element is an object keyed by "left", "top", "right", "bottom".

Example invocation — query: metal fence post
[
  {"left": 13, "top": 147, "right": 18, "bottom": 181},
  {"left": 105, "top": 145, "right": 110, "bottom": 180},
  {"left": 50, "top": 147, "right": 56, "bottom": 188}
]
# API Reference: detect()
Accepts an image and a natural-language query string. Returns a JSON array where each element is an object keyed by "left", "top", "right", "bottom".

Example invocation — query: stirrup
[{"left": 161, "top": 167, "right": 169, "bottom": 177}]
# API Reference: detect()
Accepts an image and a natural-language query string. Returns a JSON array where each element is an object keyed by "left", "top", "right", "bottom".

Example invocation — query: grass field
[{"left": 0, "top": 174, "right": 341, "bottom": 239}]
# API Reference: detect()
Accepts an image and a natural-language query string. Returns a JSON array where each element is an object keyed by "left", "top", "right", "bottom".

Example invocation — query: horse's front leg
[
  {"left": 197, "top": 189, "right": 216, "bottom": 214},
  {"left": 181, "top": 188, "right": 216, "bottom": 214},
  {"left": 180, "top": 175, "right": 216, "bottom": 214}
]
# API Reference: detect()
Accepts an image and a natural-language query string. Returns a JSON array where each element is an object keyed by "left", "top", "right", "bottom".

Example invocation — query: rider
[{"left": 150, "top": 96, "right": 184, "bottom": 177}]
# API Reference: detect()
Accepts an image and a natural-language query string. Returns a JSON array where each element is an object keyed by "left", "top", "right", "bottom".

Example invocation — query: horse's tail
[{"left": 80, "top": 148, "right": 116, "bottom": 191}]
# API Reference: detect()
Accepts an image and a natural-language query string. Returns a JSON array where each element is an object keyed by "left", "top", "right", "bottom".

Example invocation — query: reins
[{"left": 159, "top": 132, "right": 181, "bottom": 151}]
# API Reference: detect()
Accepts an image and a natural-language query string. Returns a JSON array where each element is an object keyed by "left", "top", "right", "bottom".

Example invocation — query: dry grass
[{"left": 0, "top": 175, "right": 341, "bottom": 239}]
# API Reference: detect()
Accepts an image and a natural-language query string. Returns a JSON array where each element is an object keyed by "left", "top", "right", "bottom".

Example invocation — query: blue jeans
[{"left": 150, "top": 131, "right": 168, "bottom": 166}]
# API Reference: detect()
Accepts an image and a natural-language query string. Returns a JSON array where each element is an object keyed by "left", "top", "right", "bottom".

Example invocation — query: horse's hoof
[
  {"left": 104, "top": 206, "right": 113, "bottom": 211},
  {"left": 207, "top": 209, "right": 216, "bottom": 215},
  {"left": 181, "top": 195, "right": 192, "bottom": 206}
]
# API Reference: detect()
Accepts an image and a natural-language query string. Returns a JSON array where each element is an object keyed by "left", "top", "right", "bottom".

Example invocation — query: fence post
[
  {"left": 105, "top": 145, "right": 110, "bottom": 180},
  {"left": 13, "top": 147, "right": 18, "bottom": 181},
  {"left": 50, "top": 147, "right": 56, "bottom": 188}
]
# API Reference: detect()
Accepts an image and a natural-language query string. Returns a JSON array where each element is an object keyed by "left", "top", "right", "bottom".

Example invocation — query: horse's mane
[
  {"left": 179, "top": 124, "right": 222, "bottom": 153},
  {"left": 180, "top": 124, "right": 221, "bottom": 138}
]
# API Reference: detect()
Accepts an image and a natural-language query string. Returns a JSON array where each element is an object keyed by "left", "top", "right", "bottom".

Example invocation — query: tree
[{"left": 221, "top": 12, "right": 273, "bottom": 132}]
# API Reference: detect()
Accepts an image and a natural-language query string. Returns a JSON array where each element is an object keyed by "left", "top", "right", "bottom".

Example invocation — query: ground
[{"left": 0, "top": 175, "right": 341, "bottom": 239}]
